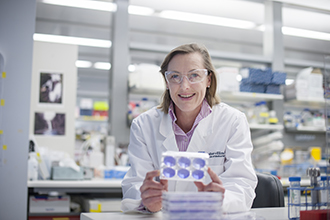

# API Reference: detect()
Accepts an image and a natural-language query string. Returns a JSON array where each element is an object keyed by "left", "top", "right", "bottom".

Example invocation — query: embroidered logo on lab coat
[{"left": 208, "top": 151, "right": 225, "bottom": 158}]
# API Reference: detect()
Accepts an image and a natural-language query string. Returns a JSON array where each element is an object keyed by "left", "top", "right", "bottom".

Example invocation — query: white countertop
[{"left": 80, "top": 207, "right": 288, "bottom": 220}]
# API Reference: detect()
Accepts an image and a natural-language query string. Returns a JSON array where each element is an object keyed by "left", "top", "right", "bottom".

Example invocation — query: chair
[{"left": 252, "top": 172, "right": 285, "bottom": 208}]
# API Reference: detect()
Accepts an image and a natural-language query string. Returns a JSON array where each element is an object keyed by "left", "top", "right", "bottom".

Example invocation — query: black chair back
[{"left": 252, "top": 172, "right": 285, "bottom": 208}]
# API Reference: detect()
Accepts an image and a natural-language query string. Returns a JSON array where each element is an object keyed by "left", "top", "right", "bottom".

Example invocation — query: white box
[
  {"left": 29, "top": 195, "right": 70, "bottom": 213},
  {"left": 217, "top": 67, "right": 239, "bottom": 92},
  {"left": 83, "top": 198, "right": 122, "bottom": 212}
]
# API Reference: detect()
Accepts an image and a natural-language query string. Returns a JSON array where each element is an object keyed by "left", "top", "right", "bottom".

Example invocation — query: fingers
[
  {"left": 160, "top": 179, "right": 168, "bottom": 191},
  {"left": 145, "top": 170, "right": 160, "bottom": 181},
  {"left": 194, "top": 181, "right": 205, "bottom": 192},
  {"left": 207, "top": 167, "right": 222, "bottom": 185}
]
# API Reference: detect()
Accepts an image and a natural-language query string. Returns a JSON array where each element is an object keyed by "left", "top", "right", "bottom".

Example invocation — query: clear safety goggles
[{"left": 165, "top": 69, "right": 208, "bottom": 84}]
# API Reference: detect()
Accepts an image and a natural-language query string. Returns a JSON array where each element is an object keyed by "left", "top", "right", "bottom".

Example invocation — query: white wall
[
  {"left": 30, "top": 41, "right": 78, "bottom": 157},
  {"left": 0, "top": 0, "right": 36, "bottom": 219}
]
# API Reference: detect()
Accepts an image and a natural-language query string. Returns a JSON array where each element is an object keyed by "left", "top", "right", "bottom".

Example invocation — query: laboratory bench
[{"left": 81, "top": 207, "right": 289, "bottom": 220}]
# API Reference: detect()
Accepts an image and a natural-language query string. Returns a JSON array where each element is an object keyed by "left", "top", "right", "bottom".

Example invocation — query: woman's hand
[
  {"left": 194, "top": 167, "right": 225, "bottom": 195},
  {"left": 140, "top": 170, "right": 168, "bottom": 212}
]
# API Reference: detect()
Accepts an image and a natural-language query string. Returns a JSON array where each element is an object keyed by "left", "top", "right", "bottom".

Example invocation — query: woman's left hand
[{"left": 194, "top": 167, "right": 225, "bottom": 194}]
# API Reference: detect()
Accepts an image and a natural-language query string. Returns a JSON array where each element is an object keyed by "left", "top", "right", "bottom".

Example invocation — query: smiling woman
[{"left": 121, "top": 43, "right": 258, "bottom": 214}]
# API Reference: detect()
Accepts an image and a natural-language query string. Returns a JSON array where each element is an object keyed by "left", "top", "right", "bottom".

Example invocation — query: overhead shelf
[
  {"left": 285, "top": 126, "right": 326, "bottom": 133},
  {"left": 220, "top": 91, "right": 283, "bottom": 102},
  {"left": 249, "top": 123, "right": 284, "bottom": 130},
  {"left": 284, "top": 98, "right": 325, "bottom": 108}
]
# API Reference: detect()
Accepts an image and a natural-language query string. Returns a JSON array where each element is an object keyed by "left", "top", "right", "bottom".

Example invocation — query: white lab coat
[{"left": 121, "top": 102, "right": 257, "bottom": 213}]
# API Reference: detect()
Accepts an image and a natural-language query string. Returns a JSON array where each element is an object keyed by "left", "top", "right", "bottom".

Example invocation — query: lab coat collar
[{"left": 159, "top": 107, "right": 215, "bottom": 153}]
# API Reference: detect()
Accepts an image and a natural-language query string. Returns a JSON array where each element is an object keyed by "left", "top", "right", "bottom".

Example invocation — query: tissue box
[
  {"left": 51, "top": 166, "right": 84, "bottom": 180},
  {"left": 271, "top": 71, "right": 286, "bottom": 85},
  {"left": 240, "top": 82, "right": 266, "bottom": 93},
  {"left": 243, "top": 68, "right": 272, "bottom": 85},
  {"left": 266, "top": 85, "right": 281, "bottom": 94},
  {"left": 29, "top": 195, "right": 70, "bottom": 213}
]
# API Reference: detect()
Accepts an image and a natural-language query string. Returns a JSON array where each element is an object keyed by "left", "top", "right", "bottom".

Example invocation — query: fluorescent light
[
  {"left": 76, "top": 60, "right": 92, "bottom": 68},
  {"left": 257, "top": 25, "right": 330, "bottom": 41},
  {"left": 285, "top": 79, "right": 294, "bottom": 85},
  {"left": 42, "top": 0, "right": 117, "bottom": 12},
  {"left": 282, "top": 27, "right": 330, "bottom": 41},
  {"left": 129, "top": 5, "right": 154, "bottom": 16},
  {"left": 159, "top": 10, "right": 256, "bottom": 29},
  {"left": 94, "top": 62, "right": 111, "bottom": 70},
  {"left": 34, "top": 33, "right": 112, "bottom": 48}
]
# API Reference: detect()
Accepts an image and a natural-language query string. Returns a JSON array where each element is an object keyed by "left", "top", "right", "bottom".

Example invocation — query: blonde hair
[{"left": 158, "top": 43, "right": 220, "bottom": 113}]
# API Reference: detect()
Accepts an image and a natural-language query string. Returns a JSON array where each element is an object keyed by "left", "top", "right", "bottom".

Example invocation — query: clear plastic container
[
  {"left": 300, "top": 108, "right": 313, "bottom": 127},
  {"left": 28, "top": 152, "right": 38, "bottom": 181},
  {"left": 258, "top": 101, "right": 269, "bottom": 124},
  {"left": 319, "top": 176, "right": 328, "bottom": 205},
  {"left": 289, "top": 176, "right": 301, "bottom": 220}
]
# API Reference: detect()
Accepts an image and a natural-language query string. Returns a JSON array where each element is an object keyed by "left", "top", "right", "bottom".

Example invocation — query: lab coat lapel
[
  {"left": 159, "top": 113, "right": 178, "bottom": 152},
  {"left": 186, "top": 113, "right": 214, "bottom": 153}
]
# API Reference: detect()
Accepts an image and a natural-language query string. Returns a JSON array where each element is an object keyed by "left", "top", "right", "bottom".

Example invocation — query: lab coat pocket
[{"left": 208, "top": 157, "right": 225, "bottom": 175}]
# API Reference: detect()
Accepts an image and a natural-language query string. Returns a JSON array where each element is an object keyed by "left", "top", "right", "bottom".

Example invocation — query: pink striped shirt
[{"left": 168, "top": 99, "right": 212, "bottom": 151}]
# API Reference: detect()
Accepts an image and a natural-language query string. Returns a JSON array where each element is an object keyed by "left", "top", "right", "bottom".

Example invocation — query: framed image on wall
[
  {"left": 34, "top": 111, "right": 65, "bottom": 136},
  {"left": 39, "top": 72, "right": 63, "bottom": 104}
]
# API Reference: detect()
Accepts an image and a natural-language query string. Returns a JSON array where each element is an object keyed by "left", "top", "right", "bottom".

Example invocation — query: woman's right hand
[{"left": 139, "top": 170, "right": 168, "bottom": 212}]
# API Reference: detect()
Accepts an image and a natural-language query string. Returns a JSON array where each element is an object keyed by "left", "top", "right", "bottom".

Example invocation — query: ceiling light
[
  {"left": 129, "top": 5, "right": 154, "bottom": 16},
  {"left": 282, "top": 27, "right": 330, "bottom": 41},
  {"left": 76, "top": 60, "right": 92, "bottom": 68},
  {"left": 159, "top": 10, "right": 256, "bottom": 29},
  {"left": 42, "top": 0, "right": 117, "bottom": 12},
  {"left": 94, "top": 62, "right": 111, "bottom": 70},
  {"left": 34, "top": 34, "right": 112, "bottom": 48}
]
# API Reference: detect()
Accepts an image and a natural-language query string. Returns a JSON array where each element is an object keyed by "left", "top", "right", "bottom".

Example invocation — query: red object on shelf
[
  {"left": 29, "top": 214, "right": 80, "bottom": 220},
  {"left": 300, "top": 209, "right": 328, "bottom": 220},
  {"left": 92, "top": 110, "right": 108, "bottom": 117}
]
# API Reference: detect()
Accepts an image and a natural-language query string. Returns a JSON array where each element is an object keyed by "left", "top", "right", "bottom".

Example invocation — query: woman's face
[{"left": 167, "top": 52, "right": 211, "bottom": 116}]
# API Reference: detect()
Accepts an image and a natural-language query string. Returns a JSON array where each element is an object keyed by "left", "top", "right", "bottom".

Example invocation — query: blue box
[
  {"left": 240, "top": 82, "right": 266, "bottom": 93},
  {"left": 271, "top": 71, "right": 286, "bottom": 85},
  {"left": 266, "top": 85, "right": 281, "bottom": 94},
  {"left": 248, "top": 68, "right": 272, "bottom": 85},
  {"left": 80, "top": 109, "right": 93, "bottom": 116}
]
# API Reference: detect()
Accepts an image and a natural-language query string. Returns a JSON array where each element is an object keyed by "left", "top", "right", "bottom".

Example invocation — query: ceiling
[{"left": 35, "top": 0, "right": 330, "bottom": 98}]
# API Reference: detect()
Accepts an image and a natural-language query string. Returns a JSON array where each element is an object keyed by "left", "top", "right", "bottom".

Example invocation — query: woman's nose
[{"left": 180, "top": 76, "right": 190, "bottom": 88}]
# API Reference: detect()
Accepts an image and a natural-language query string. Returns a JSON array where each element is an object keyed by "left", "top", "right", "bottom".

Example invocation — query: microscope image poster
[
  {"left": 34, "top": 111, "right": 65, "bottom": 136},
  {"left": 39, "top": 72, "right": 63, "bottom": 104}
]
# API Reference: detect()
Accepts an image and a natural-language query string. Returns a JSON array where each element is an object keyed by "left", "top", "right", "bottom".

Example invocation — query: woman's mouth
[{"left": 179, "top": 94, "right": 195, "bottom": 98}]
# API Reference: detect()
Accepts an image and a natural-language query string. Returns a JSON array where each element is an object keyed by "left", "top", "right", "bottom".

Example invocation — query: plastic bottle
[
  {"left": 289, "top": 176, "right": 301, "bottom": 220},
  {"left": 319, "top": 176, "right": 328, "bottom": 208},
  {"left": 258, "top": 101, "right": 269, "bottom": 124},
  {"left": 28, "top": 152, "right": 38, "bottom": 181},
  {"left": 284, "top": 111, "right": 294, "bottom": 128},
  {"left": 300, "top": 108, "right": 313, "bottom": 127}
]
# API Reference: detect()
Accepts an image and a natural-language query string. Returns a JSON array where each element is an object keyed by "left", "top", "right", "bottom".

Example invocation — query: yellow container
[{"left": 310, "top": 146, "right": 321, "bottom": 161}]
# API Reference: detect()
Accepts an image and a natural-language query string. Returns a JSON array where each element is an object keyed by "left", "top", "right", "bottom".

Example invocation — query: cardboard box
[{"left": 29, "top": 195, "right": 70, "bottom": 213}]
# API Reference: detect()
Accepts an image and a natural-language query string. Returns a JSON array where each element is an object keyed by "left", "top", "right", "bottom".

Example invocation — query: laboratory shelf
[
  {"left": 76, "top": 116, "right": 108, "bottom": 122},
  {"left": 284, "top": 98, "right": 325, "bottom": 109},
  {"left": 249, "top": 123, "right": 284, "bottom": 130},
  {"left": 220, "top": 91, "right": 283, "bottom": 102},
  {"left": 285, "top": 126, "right": 326, "bottom": 133}
]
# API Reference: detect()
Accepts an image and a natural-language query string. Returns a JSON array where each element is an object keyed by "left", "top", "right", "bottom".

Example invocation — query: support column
[
  {"left": 108, "top": 0, "right": 130, "bottom": 147},
  {"left": 264, "top": 1, "right": 284, "bottom": 123}
]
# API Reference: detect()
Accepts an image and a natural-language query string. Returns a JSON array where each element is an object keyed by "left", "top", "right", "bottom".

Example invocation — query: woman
[{"left": 121, "top": 43, "right": 257, "bottom": 213}]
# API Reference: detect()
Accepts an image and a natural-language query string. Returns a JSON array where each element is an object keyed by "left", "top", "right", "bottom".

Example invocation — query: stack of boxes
[{"left": 240, "top": 68, "right": 286, "bottom": 94}]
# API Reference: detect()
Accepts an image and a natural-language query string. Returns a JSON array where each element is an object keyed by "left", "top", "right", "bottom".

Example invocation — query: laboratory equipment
[
  {"left": 288, "top": 176, "right": 301, "bottom": 220},
  {"left": 160, "top": 151, "right": 209, "bottom": 182},
  {"left": 307, "top": 167, "right": 321, "bottom": 209}
]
